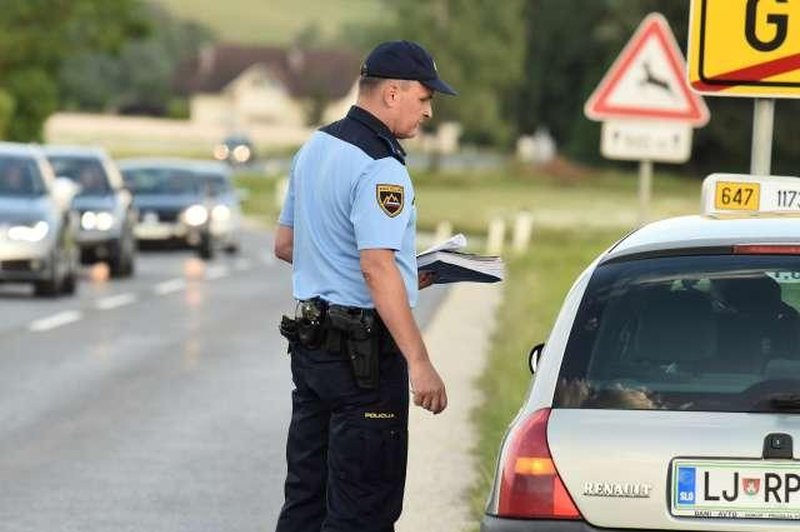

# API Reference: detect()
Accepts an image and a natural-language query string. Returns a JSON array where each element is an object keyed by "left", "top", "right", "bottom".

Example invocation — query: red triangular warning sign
[{"left": 585, "top": 13, "right": 709, "bottom": 126}]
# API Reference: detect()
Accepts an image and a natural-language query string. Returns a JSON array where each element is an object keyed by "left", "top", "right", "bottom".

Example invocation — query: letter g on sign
[{"left": 746, "top": 0, "right": 789, "bottom": 52}]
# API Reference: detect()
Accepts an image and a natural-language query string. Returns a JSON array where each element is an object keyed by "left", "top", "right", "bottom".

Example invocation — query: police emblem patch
[{"left": 376, "top": 184, "right": 404, "bottom": 217}]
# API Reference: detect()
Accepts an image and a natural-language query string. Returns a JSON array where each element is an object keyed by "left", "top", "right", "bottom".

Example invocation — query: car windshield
[
  {"left": 121, "top": 167, "right": 199, "bottom": 195},
  {"left": 0, "top": 156, "right": 47, "bottom": 197},
  {"left": 48, "top": 156, "right": 111, "bottom": 196},
  {"left": 196, "top": 172, "right": 230, "bottom": 196},
  {"left": 555, "top": 254, "right": 800, "bottom": 413}
]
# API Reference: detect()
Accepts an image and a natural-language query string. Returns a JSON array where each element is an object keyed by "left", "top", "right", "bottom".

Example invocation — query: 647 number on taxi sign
[{"left": 715, "top": 182, "right": 760, "bottom": 211}]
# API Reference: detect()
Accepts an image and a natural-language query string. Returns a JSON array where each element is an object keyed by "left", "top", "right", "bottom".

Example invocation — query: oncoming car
[
  {"left": 0, "top": 143, "right": 79, "bottom": 297},
  {"left": 44, "top": 146, "right": 137, "bottom": 277},
  {"left": 483, "top": 174, "right": 800, "bottom": 531},
  {"left": 213, "top": 135, "right": 255, "bottom": 166},
  {"left": 118, "top": 159, "right": 242, "bottom": 259}
]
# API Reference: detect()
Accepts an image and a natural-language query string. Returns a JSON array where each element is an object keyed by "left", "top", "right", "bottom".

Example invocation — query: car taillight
[
  {"left": 497, "top": 408, "right": 581, "bottom": 519},
  {"left": 734, "top": 244, "right": 800, "bottom": 255}
]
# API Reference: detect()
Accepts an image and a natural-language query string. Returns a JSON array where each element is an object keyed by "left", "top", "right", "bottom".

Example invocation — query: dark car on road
[
  {"left": 0, "top": 143, "right": 79, "bottom": 297},
  {"left": 44, "top": 146, "right": 137, "bottom": 278},
  {"left": 118, "top": 158, "right": 242, "bottom": 259}
]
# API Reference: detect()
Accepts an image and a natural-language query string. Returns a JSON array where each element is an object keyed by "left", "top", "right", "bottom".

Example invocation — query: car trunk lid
[{"left": 549, "top": 409, "right": 800, "bottom": 530}]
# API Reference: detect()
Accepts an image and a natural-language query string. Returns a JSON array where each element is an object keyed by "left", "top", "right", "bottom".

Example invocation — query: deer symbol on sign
[{"left": 639, "top": 61, "right": 673, "bottom": 96}]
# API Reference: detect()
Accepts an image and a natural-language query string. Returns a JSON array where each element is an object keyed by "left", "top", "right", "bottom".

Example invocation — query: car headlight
[
  {"left": 183, "top": 204, "right": 209, "bottom": 226},
  {"left": 81, "top": 211, "right": 115, "bottom": 231},
  {"left": 232, "top": 145, "right": 251, "bottom": 163},
  {"left": 213, "top": 144, "right": 229, "bottom": 161},
  {"left": 211, "top": 204, "right": 231, "bottom": 222},
  {"left": 8, "top": 221, "right": 49, "bottom": 242}
]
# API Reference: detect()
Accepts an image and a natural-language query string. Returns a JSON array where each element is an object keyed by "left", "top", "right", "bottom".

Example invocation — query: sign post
[
  {"left": 585, "top": 13, "right": 709, "bottom": 224},
  {"left": 752, "top": 98, "right": 775, "bottom": 175},
  {"left": 688, "top": 0, "right": 800, "bottom": 175}
]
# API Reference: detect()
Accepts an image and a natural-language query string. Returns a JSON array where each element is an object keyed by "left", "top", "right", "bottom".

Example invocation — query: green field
[
  {"left": 150, "top": 0, "right": 384, "bottom": 45},
  {"left": 236, "top": 167, "right": 702, "bottom": 235}
]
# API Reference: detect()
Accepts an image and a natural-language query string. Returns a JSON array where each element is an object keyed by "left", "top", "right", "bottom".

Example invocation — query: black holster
[
  {"left": 327, "top": 305, "right": 380, "bottom": 389},
  {"left": 279, "top": 315, "right": 299, "bottom": 344},
  {"left": 279, "top": 298, "right": 326, "bottom": 351}
]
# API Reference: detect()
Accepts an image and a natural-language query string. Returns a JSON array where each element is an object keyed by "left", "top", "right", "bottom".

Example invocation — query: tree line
[
  {"left": 367, "top": 0, "right": 800, "bottom": 175},
  {"left": 0, "top": 0, "right": 211, "bottom": 141},
  {"left": 2, "top": 0, "right": 800, "bottom": 176}
]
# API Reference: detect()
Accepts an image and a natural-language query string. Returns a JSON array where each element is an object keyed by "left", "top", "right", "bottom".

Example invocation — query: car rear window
[{"left": 555, "top": 254, "right": 800, "bottom": 413}]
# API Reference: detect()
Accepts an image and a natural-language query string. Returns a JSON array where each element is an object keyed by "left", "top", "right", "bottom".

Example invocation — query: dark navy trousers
[{"left": 275, "top": 343, "right": 409, "bottom": 532}]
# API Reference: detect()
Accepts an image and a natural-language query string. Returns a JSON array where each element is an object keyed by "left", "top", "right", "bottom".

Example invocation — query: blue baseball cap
[{"left": 360, "top": 40, "right": 457, "bottom": 96}]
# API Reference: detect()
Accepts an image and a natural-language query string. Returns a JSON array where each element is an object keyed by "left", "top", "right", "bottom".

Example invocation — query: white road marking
[
  {"left": 233, "top": 258, "right": 252, "bottom": 271},
  {"left": 206, "top": 265, "right": 229, "bottom": 280},
  {"left": 96, "top": 293, "right": 138, "bottom": 310},
  {"left": 154, "top": 278, "right": 186, "bottom": 295},
  {"left": 29, "top": 310, "right": 83, "bottom": 332}
]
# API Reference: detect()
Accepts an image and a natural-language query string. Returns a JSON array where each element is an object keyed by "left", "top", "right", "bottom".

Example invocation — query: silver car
[
  {"left": 44, "top": 146, "right": 137, "bottom": 277},
  {"left": 0, "top": 143, "right": 79, "bottom": 297},
  {"left": 483, "top": 174, "right": 800, "bottom": 531},
  {"left": 118, "top": 158, "right": 242, "bottom": 259}
]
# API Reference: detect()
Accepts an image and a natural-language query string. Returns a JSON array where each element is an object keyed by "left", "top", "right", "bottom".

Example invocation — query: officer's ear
[{"left": 382, "top": 80, "right": 403, "bottom": 108}]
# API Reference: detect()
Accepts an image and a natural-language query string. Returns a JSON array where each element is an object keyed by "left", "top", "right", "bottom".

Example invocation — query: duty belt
[
  {"left": 279, "top": 298, "right": 398, "bottom": 389},
  {"left": 280, "top": 298, "right": 399, "bottom": 354}
]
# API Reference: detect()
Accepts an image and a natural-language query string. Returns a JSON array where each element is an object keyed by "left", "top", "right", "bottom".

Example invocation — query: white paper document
[{"left": 416, "top": 233, "right": 504, "bottom": 284}]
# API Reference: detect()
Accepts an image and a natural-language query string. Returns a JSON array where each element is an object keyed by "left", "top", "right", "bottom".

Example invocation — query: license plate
[
  {"left": 135, "top": 223, "right": 173, "bottom": 240},
  {"left": 714, "top": 182, "right": 760, "bottom": 211},
  {"left": 671, "top": 459, "right": 800, "bottom": 520}
]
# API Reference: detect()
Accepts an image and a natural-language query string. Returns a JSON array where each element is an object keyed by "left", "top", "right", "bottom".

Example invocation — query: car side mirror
[
  {"left": 528, "top": 343, "right": 545, "bottom": 374},
  {"left": 52, "top": 177, "right": 81, "bottom": 212}
]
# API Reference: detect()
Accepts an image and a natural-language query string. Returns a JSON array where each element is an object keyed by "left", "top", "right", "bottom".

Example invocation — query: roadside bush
[
  {"left": 4, "top": 69, "right": 58, "bottom": 142},
  {"left": 0, "top": 89, "right": 16, "bottom": 140},
  {"left": 167, "top": 98, "right": 190, "bottom": 120}
]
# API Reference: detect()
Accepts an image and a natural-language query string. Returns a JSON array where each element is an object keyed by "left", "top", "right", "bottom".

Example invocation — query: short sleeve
[
  {"left": 277, "top": 161, "right": 296, "bottom": 227},
  {"left": 351, "top": 160, "right": 413, "bottom": 251}
]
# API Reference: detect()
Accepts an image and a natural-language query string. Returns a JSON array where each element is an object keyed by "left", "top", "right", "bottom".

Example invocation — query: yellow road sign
[{"left": 689, "top": 0, "right": 800, "bottom": 97}]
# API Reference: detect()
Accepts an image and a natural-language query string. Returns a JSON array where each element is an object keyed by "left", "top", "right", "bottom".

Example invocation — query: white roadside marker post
[
  {"left": 486, "top": 217, "right": 506, "bottom": 256},
  {"left": 512, "top": 210, "right": 534, "bottom": 255}
]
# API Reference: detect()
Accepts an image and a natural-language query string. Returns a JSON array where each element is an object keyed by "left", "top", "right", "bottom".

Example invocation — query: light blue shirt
[{"left": 278, "top": 129, "right": 418, "bottom": 308}]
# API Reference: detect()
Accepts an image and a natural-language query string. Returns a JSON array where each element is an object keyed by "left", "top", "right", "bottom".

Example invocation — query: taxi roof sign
[{"left": 702, "top": 173, "right": 800, "bottom": 216}]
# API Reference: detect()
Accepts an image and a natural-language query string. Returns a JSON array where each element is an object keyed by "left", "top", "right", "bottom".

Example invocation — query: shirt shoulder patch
[{"left": 376, "top": 183, "right": 404, "bottom": 217}]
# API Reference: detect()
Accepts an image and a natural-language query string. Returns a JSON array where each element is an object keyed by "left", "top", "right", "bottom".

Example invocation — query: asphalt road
[{"left": 0, "top": 228, "right": 447, "bottom": 532}]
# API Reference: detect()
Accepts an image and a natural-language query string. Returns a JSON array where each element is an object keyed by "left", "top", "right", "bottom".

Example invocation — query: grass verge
[{"left": 234, "top": 171, "right": 280, "bottom": 226}]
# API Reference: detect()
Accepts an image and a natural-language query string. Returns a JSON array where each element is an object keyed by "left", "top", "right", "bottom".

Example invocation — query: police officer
[{"left": 274, "top": 40, "right": 457, "bottom": 531}]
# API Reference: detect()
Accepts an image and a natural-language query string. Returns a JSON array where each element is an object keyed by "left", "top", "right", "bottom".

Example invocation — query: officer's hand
[
  {"left": 409, "top": 360, "right": 447, "bottom": 414},
  {"left": 418, "top": 271, "right": 436, "bottom": 290}
]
